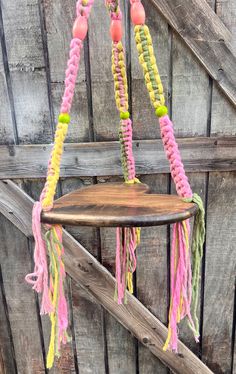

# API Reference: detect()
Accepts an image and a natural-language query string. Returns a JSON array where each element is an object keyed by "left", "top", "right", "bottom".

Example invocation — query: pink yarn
[
  {"left": 60, "top": 38, "right": 83, "bottom": 114},
  {"left": 159, "top": 115, "right": 192, "bottom": 198},
  {"left": 116, "top": 227, "right": 137, "bottom": 304},
  {"left": 25, "top": 202, "right": 53, "bottom": 314},
  {"left": 159, "top": 115, "right": 198, "bottom": 351}
]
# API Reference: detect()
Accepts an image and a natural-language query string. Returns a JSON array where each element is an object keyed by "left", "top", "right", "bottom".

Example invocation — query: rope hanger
[{"left": 25, "top": 0, "right": 205, "bottom": 368}]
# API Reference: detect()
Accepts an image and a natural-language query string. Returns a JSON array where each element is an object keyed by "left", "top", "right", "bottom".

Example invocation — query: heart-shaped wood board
[{"left": 41, "top": 182, "right": 197, "bottom": 227}]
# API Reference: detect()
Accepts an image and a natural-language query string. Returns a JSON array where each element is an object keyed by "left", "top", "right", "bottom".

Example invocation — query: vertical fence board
[
  {"left": 0, "top": 33, "right": 14, "bottom": 144},
  {"left": 62, "top": 178, "right": 106, "bottom": 374},
  {"left": 136, "top": 174, "right": 168, "bottom": 374},
  {"left": 202, "top": 2, "right": 236, "bottom": 373},
  {"left": 89, "top": 0, "right": 137, "bottom": 372},
  {"left": 0, "top": 213, "right": 45, "bottom": 374},
  {"left": 202, "top": 172, "right": 236, "bottom": 374},
  {"left": 130, "top": 2, "right": 170, "bottom": 372},
  {"left": 99, "top": 176, "right": 137, "bottom": 374},
  {"left": 0, "top": 267, "right": 16, "bottom": 374},
  {"left": 1, "top": 0, "right": 51, "bottom": 144},
  {"left": 43, "top": 0, "right": 90, "bottom": 142},
  {"left": 131, "top": 0, "right": 169, "bottom": 140},
  {"left": 171, "top": 25, "right": 209, "bottom": 354}
]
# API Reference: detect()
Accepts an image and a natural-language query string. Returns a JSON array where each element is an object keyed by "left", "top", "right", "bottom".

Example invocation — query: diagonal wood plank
[
  {"left": 0, "top": 180, "right": 214, "bottom": 374},
  {"left": 150, "top": 0, "right": 236, "bottom": 107}
]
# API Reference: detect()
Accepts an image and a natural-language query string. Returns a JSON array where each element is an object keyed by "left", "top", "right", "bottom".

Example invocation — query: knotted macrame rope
[
  {"left": 130, "top": 0, "right": 205, "bottom": 352},
  {"left": 25, "top": 0, "right": 94, "bottom": 368},
  {"left": 106, "top": 0, "right": 141, "bottom": 304}
]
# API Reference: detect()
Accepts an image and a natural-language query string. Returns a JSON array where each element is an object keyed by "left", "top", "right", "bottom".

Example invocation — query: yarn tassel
[
  {"left": 184, "top": 193, "right": 205, "bottom": 336},
  {"left": 115, "top": 227, "right": 140, "bottom": 304},
  {"left": 163, "top": 220, "right": 198, "bottom": 352},
  {"left": 45, "top": 225, "right": 70, "bottom": 369},
  {"left": 164, "top": 193, "right": 205, "bottom": 352},
  {"left": 25, "top": 201, "right": 53, "bottom": 315}
]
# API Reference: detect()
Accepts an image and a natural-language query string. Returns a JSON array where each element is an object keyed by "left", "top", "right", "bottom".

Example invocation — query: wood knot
[{"left": 77, "top": 262, "right": 89, "bottom": 273}]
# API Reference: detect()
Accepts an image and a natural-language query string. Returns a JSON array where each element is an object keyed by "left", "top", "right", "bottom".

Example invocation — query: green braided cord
[
  {"left": 119, "top": 126, "right": 129, "bottom": 181},
  {"left": 139, "top": 27, "right": 161, "bottom": 103},
  {"left": 184, "top": 193, "right": 205, "bottom": 334}
]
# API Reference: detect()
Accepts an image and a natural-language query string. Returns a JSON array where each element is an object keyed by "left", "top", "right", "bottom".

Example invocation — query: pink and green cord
[{"left": 26, "top": 0, "right": 205, "bottom": 367}]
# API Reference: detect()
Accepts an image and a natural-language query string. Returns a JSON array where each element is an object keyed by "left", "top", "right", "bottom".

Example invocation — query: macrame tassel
[
  {"left": 115, "top": 227, "right": 140, "bottom": 304},
  {"left": 25, "top": 202, "right": 53, "bottom": 315},
  {"left": 45, "top": 225, "right": 70, "bottom": 369},
  {"left": 163, "top": 221, "right": 199, "bottom": 352},
  {"left": 184, "top": 193, "right": 205, "bottom": 336}
]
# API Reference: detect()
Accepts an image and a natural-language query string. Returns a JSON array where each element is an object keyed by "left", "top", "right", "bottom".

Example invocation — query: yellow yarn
[
  {"left": 134, "top": 25, "right": 165, "bottom": 109},
  {"left": 42, "top": 122, "right": 68, "bottom": 210}
]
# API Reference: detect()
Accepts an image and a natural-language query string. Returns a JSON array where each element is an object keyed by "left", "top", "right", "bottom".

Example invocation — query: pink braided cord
[{"left": 159, "top": 115, "right": 192, "bottom": 198}]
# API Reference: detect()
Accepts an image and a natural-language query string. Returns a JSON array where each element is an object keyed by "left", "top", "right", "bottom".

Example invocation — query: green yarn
[
  {"left": 58, "top": 113, "right": 70, "bottom": 124},
  {"left": 155, "top": 105, "right": 168, "bottom": 118},
  {"left": 184, "top": 193, "right": 205, "bottom": 335}
]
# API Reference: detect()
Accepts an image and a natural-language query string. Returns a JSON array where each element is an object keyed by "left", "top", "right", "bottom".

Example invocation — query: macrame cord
[
  {"left": 106, "top": 0, "right": 141, "bottom": 304},
  {"left": 25, "top": 0, "right": 94, "bottom": 368},
  {"left": 25, "top": 0, "right": 205, "bottom": 367},
  {"left": 130, "top": 0, "right": 205, "bottom": 351}
]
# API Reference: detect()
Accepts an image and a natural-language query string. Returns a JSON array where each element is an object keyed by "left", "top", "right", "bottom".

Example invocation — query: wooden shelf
[{"left": 41, "top": 182, "right": 198, "bottom": 227}]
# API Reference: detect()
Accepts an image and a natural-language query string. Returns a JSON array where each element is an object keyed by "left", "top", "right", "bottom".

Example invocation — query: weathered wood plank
[
  {"left": 0, "top": 11, "right": 14, "bottom": 145},
  {"left": 43, "top": 0, "right": 90, "bottom": 142},
  {"left": 1, "top": 0, "right": 52, "bottom": 144},
  {"left": 89, "top": 0, "right": 137, "bottom": 370},
  {"left": 131, "top": 0, "right": 169, "bottom": 140},
  {"left": 0, "top": 213, "right": 45, "bottom": 373},
  {"left": 150, "top": 0, "right": 236, "bottom": 108},
  {"left": 0, "top": 267, "right": 17, "bottom": 374},
  {"left": 136, "top": 174, "right": 169, "bottom": 374},
  {"left": 61, "top": 179, "right": 106, "bottom": 374},
  {"left": 0, "top": 180, "right": 214, "bottom": 374},
  {"left": 171, "top": 11, "right": 209, "bottom": 355},
  {"left": 202, "top": 3, "right": 236, "bottom": 373},
  {"left": 202, "top": 172, "right": 236, "bottom": 374},
  {"left": 0, "top": 137, "right": 235, "bottom": 179}
]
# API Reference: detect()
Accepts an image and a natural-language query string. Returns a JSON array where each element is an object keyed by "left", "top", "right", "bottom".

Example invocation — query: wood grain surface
[{"left": 41, "top": 182, "right": 197, "bottom": 227}]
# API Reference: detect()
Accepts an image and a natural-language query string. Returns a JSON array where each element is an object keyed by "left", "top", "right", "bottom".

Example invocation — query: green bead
[
  {"left": 155, "top": 106, "right": 168, "bottom": 118},
  {"left": 120, "top": 111, "right": 130, "bottom": 120},
  {"left": 59, "top": 113, "right": 71, "bottom": 124}
]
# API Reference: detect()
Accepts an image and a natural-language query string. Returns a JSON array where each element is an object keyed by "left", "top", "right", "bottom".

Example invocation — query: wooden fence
[{"left": 0, "top": 0, "right": 235, "bottom": 373}]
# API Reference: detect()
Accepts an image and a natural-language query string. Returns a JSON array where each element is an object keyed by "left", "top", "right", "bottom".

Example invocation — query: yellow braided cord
[
  {"left": 134, "top": 25, "right": 165, "bottom": 109},
  {"left": 112, "top": 41, "right": 129, "bottom": 112},
  {"left": 42, "top": 122, "right": 69, "bottom": 210}
]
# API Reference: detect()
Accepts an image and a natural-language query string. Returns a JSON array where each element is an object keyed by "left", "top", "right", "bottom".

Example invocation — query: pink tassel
[
  {"left": 115, "top": 227, "right": 138, "bottom": 304},
  {"left": 25, "top": 202, "right": 53, "bottom": 315}
]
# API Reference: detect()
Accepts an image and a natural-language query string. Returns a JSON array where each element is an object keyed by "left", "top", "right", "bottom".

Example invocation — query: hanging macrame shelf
[{"left": 41, "top": 182, "right": 198, "bottom": 227}]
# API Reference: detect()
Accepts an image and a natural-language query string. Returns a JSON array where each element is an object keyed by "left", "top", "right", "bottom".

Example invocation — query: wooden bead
[
  {"left": 110, "top": 20, "right": 123, "bottom": 42},
  {"left": 130, "top": 2, "right": 146, "bottom": 25},
  {"left": 73, "top": 16, "right": 88, "bottom": 40}
]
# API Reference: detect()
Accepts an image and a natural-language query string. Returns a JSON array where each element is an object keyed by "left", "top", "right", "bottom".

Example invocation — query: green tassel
[{"left": 184, "top": 193, "right": 205, "bottom": 335}]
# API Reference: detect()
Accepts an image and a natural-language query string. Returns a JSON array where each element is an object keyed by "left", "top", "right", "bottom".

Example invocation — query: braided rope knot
[
  {"left": 61, "top": 38, "right": 83, "bottom": 114},
  {"left": 112, "top": 42, "right": 128, "bottom": 112},
  {"left": 159, "top": 115, "right": 192, "bottom": 198},
  {"left": 119, "top": 119, "right": 136, "bottom": 181}
]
